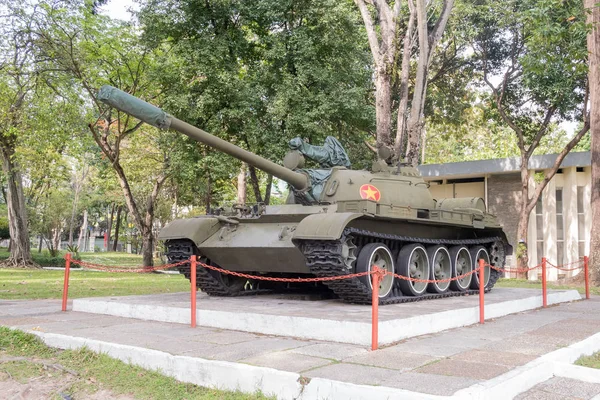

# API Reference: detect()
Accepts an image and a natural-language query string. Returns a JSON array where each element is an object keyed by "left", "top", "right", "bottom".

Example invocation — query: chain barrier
[
  {"left": 200, "top": 260, "right": 483, "bottom": 284},
  {"left": 199, "top": 262, "right": 374, "bottom": 282},
  {"left": 67, "top": 256, "right": 584, "bottom": 283},
  {"left": 546, "top": 259, "right": 585, "bottom": 272},
  {"left": 388, "top": 268, "right": 480, "bottom": 284},
  {"left": 489, "top": 263, "right": 542, "bottom": 274},
  {"left": 69, "top": 258, "right": 189, "bottom": 273}
]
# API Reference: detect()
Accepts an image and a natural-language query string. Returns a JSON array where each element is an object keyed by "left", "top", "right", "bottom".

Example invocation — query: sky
[{"left": 100, "top": 0, "right": 137, "bottom": 21}]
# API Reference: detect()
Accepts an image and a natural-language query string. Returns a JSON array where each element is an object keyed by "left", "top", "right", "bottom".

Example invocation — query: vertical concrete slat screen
[
  {"left": 543, "top": 174, "right": 558, "bottom": 281},
  {"left": 528, "top": 173, "right": 538, "bottom": 280},
  {"left": 583, "top": 171, "right": 592, "bottom": 257},
  {"left": 564, "top": 167, "right": 579, "bottom": 278}
]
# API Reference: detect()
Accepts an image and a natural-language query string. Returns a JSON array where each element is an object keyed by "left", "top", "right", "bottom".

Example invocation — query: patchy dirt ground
[{"left": 0, "top": 356, "right": 135, "bottom": 400}]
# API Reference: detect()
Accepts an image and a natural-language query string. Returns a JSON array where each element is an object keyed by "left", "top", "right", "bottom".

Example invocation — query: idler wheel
[
  {"left": 397, "top": 244, "right": 430, "bottom": 296},
  {"left": 449, "top": 246, "right": 473, "bottom": 291},
  {"left": 426, "top": 245, "right": 452, "bottom": 293},
  {"left": 469, "top": 246, "right": 491, "bottom": 289},
  {"left": 356, "top": 243, "right": 395, "bottom": 299}
]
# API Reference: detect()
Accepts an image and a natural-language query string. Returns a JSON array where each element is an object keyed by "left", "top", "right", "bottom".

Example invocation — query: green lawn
[
  {"left": 0, "top": 327, "right": 271, "bottom": 400},
  {"left": 495, "top": 278, "right": 598, "bottom": 296},
  {"left": 576, "top": 352, "right": 600, "bottom": 369},
  {"left": 0, "top": 249, "right": 162, "bottom": 268},
  {"left": 0, "top": 269, "right": 189, "bottom": 300}
]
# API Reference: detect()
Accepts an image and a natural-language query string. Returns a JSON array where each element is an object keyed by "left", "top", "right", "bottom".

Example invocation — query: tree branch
[{"left": 355, "top": 0, "right": 381, "bottom": 66}]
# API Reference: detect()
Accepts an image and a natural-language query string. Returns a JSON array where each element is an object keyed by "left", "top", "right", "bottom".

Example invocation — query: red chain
[
  {"left": 546, "top": 259, "right": 584, "bottom": 272},
  {"left": 199, "top": 262, "right": 373, "bottom": 282},
  {"left": 200, "top": 261, "right": 484, "bottom": 284},
  {"left": 389, "top": 268, "right": 481, "bottom": 284},
  {"left": 69, "top": 259, "right": 188, "bottom": 273},
  {"left": 489, "top": 263, "right": 542, "bottom": 274}
]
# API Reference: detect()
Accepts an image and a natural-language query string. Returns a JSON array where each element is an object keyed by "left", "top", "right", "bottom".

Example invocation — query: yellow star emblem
[{"left": 360, "top": 184, "right": 381, "bottom": 201}]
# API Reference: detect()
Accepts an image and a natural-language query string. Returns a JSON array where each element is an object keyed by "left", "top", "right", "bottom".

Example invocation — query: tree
[
  {"left": 354, "top": 0, "right": 454, "bottom": 165},
  {"left": 139, "top": 0, "right": 374, "bottom": 210},
  {"left": 587, "top": 0, "right": 600, "bottom": 282},
  {"left": 0, "top": 1, "right": 38, "bottom": 266},
  {"left": 473, "top": 0, "right": 589, "bottom": 274},
  {"left": 37, "top": 6, "right": 173, "bottom": 266}
]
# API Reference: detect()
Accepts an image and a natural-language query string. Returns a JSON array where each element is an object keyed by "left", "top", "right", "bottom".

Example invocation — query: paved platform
[
  {"left": 2, "top": 294, "right": 600, "bottom": 399},
  {"left": 71, "top": 288, "right": 581, "bottom": 345}
]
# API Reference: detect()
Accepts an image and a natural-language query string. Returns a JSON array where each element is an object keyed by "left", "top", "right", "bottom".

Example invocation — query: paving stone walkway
[{"left": 2, "top": 294, "right": 600, "bottom": 398}]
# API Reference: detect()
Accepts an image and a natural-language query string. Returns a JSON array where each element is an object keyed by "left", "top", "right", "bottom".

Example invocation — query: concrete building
[{"left": 417, "top": 151, "right": 592, "bottom": 281}]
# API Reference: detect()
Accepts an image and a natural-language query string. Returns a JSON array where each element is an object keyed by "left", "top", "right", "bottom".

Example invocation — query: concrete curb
[
  {"left": 19, "top": 328, "right": 600, "bottom": 400},
  {"left": 73, "top": 290, "right": 581, "bottom": 346},
  {"left": 454, "top": 331, "right": 600, "bottom": 400}
]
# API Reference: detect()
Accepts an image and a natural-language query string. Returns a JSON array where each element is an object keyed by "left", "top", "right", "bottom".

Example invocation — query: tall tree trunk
[
  {"left": 248, "top": 165, "right": 263, "bottom": 203},
  {"left": 1, "top": 147, "right": 32, "bottom": 266},
  {"left": 237, "top": 163, "right": 247, "bottom": 204},
  {"left": 375, "top": 71, "right": 393, "bottom": 148},
  {"left": 395, "top": 4, "right": 416, "bottom": 157},
  {"left": 516, "top": 204, "right": 530, "bottom": 279},
  {"left": 141, "top": 228, "right": 154, "bottom": 268},
  {"left": 588, "top": 0, "right": 600, "bottom": 283},
  {"left": 112, "top": 206, "right": 122, "bottom": 252},
  {"left": 264, "top": 174, "right": 273, "bottom": 205},
  {"left": 52, "top": 226, "right": 62, "bottom": 256},
  {"left": 77, "top": 209, "right": 88, "bottom": 251}
]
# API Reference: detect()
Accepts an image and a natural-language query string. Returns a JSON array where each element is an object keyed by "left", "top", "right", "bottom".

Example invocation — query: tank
[{"left": 98, "top": 85, "right": 512, "bottom": 304}]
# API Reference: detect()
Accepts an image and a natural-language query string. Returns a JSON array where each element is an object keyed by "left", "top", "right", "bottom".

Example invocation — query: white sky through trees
[{"left": 101, "top": 0, "right": 137, "bottom": 21}]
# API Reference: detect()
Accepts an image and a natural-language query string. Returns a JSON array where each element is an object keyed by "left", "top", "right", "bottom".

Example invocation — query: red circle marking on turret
[{"left": 359, "top": 184, "right": 381, "bottom": 202}]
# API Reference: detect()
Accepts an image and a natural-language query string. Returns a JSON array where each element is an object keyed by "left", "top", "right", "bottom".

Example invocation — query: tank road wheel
[
  {"left": 341, "top": 236, "right": 358, "bottom": 271},
  {"left": 470, "top": 246, "right": 491, "bottom": 289},
  {"left": 426, "top": 245, "right": 452, "bottom": 294},
  {"left": 449, "top": 246, "right": 473, "bottom": 291},
  {"left": 397, "top": 244, "right": 430, "bottom": 296},
  {"left": 213, "top": 270, "right": 248, "bottom": 293},
  {"left": 356, "top": 243, "right": 395, "bottom": 299}
]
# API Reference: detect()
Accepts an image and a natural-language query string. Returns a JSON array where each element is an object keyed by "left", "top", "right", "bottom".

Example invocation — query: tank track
[
  {"left": 166, "top": 239, "right": 267, "bottom": 296},
  {"left": 297, "top": 228, "right": 506, "bottom": 305}
]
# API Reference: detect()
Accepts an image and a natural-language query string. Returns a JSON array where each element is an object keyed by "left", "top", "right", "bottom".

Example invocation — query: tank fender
[
  {"left": 293, "top": 212, "right": 363, "bottom": 240},
  {"left": 158, "top": 217, "right": 221, "bottom": 247}
]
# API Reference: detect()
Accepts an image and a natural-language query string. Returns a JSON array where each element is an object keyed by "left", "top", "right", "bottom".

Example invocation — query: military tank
[{"left": 98, "top": 85, "right": 512, "bottom": 304}]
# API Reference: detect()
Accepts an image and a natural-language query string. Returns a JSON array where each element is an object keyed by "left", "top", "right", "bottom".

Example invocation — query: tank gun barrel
[{"left": 97, "top": 85, "right": 309, "bottom": 190}]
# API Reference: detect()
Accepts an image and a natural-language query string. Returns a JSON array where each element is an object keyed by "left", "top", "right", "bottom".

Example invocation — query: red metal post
[
  {"left": 371, "top": 266, "right": 380, "bottom": 351},
  {"left": 62, "top": 253, "right": 72, "bottom": 312},
  {"left": 585, "top": 256, "right": 590, "bottom": 300},
  {"left": 542, "top": 257, "right": 547, "bottom": 308},
  {"left": 190, "top": 255, "right": 197, "bottom": 328},
  {"left": 478, "top": 259, "right": 484, "bottom": 324}
]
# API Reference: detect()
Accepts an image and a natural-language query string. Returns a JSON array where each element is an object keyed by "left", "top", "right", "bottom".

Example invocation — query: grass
[
  {"left": 576, "top": 352, "right": 600, "bottom": 369},
  {"left": 0, "top": 248, "right": 162, "bottom": 268},
  {"left": 495, "top": 278, "right": 599, "bottom": 296},
  {"left": 0, "top": 327, "right": 272, "bottom": 400},
  {"left": 0, "top": 269, "right": 189, "bottom": 300},
  {"left": 79, "top": 252, "right": 162, "bottom": 267}
]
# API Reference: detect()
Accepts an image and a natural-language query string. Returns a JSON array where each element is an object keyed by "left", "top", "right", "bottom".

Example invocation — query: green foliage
[
  {"left": 138, "top": 0, "right": 375, "bottom": 207},
  {"left": 0, "top": 215, "right": 9, "bottom": 240}
]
